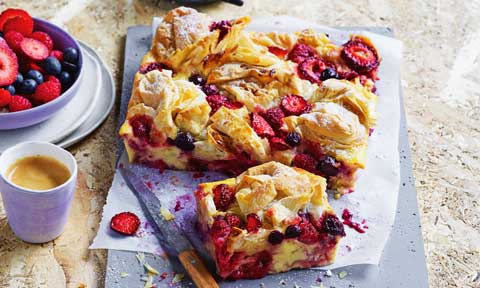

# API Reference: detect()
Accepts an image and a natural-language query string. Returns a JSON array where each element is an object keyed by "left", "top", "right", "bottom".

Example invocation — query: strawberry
[
  {"left": 4, "top": 30, "right": 24, "bottom": 52},
  {"left": 298, "top": 57, "right": 327, "bottom": 84},
  {"left": 292, "top": 153, "right": 318, "bottom": 174},
  {"left": 262, "top": 107, "right": 285, "bottom": 130},
  {"left": 0, "top": 88, "right": 11, "bottom": 107},
  {"left": 33, "top": 77, "right": 62, "bottom": 103},
  {"left": 281, "top": 94, "right": 311, "bottom": 116},
  {"left": 268, "top": 46, "right": 288, "bottom": 58},
  {"left": 342, "top": 40, "right": 379, "bottom": 74},
  {"left": 0, "top": 9, "right": 33, "bottom": 35},
  {"left": 251, "top": 113, "right": 274, "bottom": 138},
  {"left": 0, "top": 45, "right": 18, "bottom": 86},
  {"left": 110, "top": 212, "right": 140, "bottom": 235},
  {"left": 288, "top": 43, "right": 318, "bottom": 63},
  {"left": 49, "top": 50, "right": 64, "bottom": 62},
  {"left": 3, "top": 16, "right": 34, "bottom": 37},
  {"left": 9, "top": 95, "right": 32, "bottom": 112},
  {"left": 269, "top": 137, "right": 290, "bottom": 151},
  {"left": 246, "top": 213, "right": 262, "bottom": 233},
  {"left": 20, "top": 38, "right": 49, "bottom": 61},
  {"left": 213, "top": 184, "right": 235, "bottom": 211},
  {"left": 31, "top": 31, "right": 54, "bottom": 51}
]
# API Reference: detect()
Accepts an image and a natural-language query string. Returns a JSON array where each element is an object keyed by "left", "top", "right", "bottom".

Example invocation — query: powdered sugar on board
[{"left": 91, "top": 17, "right": 403, "bottom": 270}]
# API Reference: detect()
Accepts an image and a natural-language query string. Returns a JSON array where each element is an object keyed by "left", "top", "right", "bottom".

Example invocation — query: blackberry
[
  {"left": 285, "top": 132, "right": 301, "bottom": 146},
  {"left": 201, "top": 84, "right": 219, "bottom": 96},
  {"left": 174, "top": 131, "right": 195, "bottom": 151},
  {"left": 268, "top": 230, "right": 284, "bottom": 245},
  {"left": 316, "top": 156, "right": 339, "bottom": 177},
  {"left": 188, "top": 74, "right": 205, "bottom": 86},
  {"left": 323, "top": 215, "right": 345, "bottom": 236},
  {"left": 284, "top": 224, "right": 302, "bottom": 238}
]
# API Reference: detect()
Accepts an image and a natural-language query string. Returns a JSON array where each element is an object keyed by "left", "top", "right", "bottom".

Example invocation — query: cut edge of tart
[{"left": 194, "top": 161, "right": 345, "bottom": 280}]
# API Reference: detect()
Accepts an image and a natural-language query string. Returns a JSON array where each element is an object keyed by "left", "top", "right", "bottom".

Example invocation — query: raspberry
[
  {"left": 225, "top": 214, "right": 242, "bottom": 228},
  {"left": 246, "top": 213, "right": 262, "bottom": 233},
  {"left": 269, "top": 137, "right": 290, "bottom": 151},
  {"left": 268, "top": 230, "right": 284, "bottom": 245},
  {"left": 341, "top": 40, "right": 379, "bottom": 74},
  {"left": 288, "top": 43, "right": 318, "bottom": 63},
  {"left": 292, "top": 153, "right": 318, "bottom": 174},
  {"left": 4, "top": 30, "right": 24, "bottom": 52},
  {"left": 323, "top": 214, "right": 346, "bottom": 236},
  {"left": 298, "top": 221, "right": 320, "bottom": 244},
  {"left": 251, "top": 113, "right": 274, "bottom": 138},
  {"left": 281, "top": 94, "right": 311, "bottom": 116},
  {"left": 268, "top": 46, "right": 288, "bottom": 58},
  {"left": 284, "top": 224, "right": 302, "bottom": 238},
  {"left": 209, "top": 20, "right": 232, "bottom": 41},
  {"left": 213, "top": 184, "right": 235, "bottom": 211},
  {"left": 129, "top": 115, "right": 153, "bottom": 143},
  {"left": 138, "top": 62, "right": 169, "bottom": 74},
  {"left": 206, "top": 94, "right": 242, "bottom": 114},
  {"left": 0, "top": 88, "right": 11, "bottom": 107},
  {"left": 0, "top": 9, "right": 34, "bottom": 36},
  {"left": 9, "top": 95, "right": 32, "bottom": 112},
  {"left": 49, "top": 50, "right": 64, "bottom": 62},
  {"left": 110, "top": 212, "right": 140, "bottom": 235},
  {"left": 262, "top": 107, "right": 285, "bottom": 130},
  {"left": 210, "top": 216, "right": 232, "bottom": 243},
  {"left": 285, "top": 132, "right": 301, "bottom": 146},
  {"left": 20, "top": 38, "right": 49, "bottom": 61},
  {"left": 31, "top": 31, "right": 54, "bottom": 51},
  {"left": 32, "top": 77, "right": 62, "bottom": 103},
  {"left": 298, "top": 57, "right": 327, "bottom": 84}
]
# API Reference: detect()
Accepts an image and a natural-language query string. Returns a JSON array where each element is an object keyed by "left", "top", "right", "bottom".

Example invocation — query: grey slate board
[{"left": 106, "top": 26, "right": 429, "bottom": 288}]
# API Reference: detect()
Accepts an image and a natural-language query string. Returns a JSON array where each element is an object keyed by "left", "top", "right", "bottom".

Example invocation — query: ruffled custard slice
[{"left": 195, "top": 162, "right": 345, "bottom": 280}]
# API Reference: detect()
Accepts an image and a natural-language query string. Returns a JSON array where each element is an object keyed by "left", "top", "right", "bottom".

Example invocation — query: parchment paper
[{"left": 91, "top": 16, "right": 403, "bottom": 269}]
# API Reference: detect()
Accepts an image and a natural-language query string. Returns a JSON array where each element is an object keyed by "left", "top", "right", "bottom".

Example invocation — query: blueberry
[
  {"left": 323, "top": 215, "right": 345, "bottom": 236},
  {"left": 14, "top": 73, "right": 24, "bottom": 87},
  {"left": 44, "top": 57, "right": 62, "bottom": 76},
  {"left": 25, "top": 70, "right": 44, "bottom": 84},
  {"left": 174, "top": 131, "right": 195, "bottom": 151},
  {"left": 316, "top": 156, "right": 339, "bottom": 177},
  {"left": 62, "top": 62, "right": 78, "bottom": 74},
  {"left": 284, "top": 224, "right": 302, "bottom": 238},
  {"left": 5, "top": 85, "right": 15, "bottom": 95},
  {"left": 188, "top": 74, "right": 205, "bottom": 86},
  {"left": 0, "top": 31, "right": 3, "bottom": 38},
  {"left": 268, "top": 230, "right": 284, "bottom": 245},
  {"left": 201, "top": 84, "right": 219, "bottom": 96},
  {"left": 285, "top": 132, "right": 301, "bottom": 147},
  {"left": 63, "top": 47, "right": 79, "bottom": 63},
  {"left": 58, "top": 71, "right": 71, "bottom": 87},
  {"left": 19, "top": 79, "right": 37, "bottom": 95},
  {"left": 320, "top": 68, "right": 339, "bottom": 81}
]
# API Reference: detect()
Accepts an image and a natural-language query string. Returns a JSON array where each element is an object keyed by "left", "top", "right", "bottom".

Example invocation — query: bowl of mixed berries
[{"left": 0, "top": 8, "right": 83, "bottom": 130}]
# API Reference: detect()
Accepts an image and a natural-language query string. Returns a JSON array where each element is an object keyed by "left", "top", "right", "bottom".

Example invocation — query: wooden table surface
[{"left": 0, "top": 1, "right": 478, "bottom": 288}]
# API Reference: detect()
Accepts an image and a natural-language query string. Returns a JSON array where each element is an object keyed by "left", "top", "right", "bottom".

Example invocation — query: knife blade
[{"left": 119, "top": 167, "right": 219, "bottom": 288}]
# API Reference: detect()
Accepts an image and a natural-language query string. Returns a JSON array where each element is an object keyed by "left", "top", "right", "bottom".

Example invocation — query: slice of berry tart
[
  {"left": 120, "top": 7, "right": 380, "bottom": 195},
  {"left": 194, "top": 161, "right": 345, "bottom": 280}
]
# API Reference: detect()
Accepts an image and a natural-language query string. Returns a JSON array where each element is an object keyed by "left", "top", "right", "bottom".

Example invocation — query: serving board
[{"left": 105, "top": 26, "right": 428, "bottom": 288}]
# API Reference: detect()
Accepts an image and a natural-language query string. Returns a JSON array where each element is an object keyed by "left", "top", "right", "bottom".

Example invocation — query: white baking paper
[{"left": 91, "top": 16, "right": 403, "bottom": 270}]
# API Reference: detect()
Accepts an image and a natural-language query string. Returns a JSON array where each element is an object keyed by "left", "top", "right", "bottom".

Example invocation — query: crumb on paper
[
  {"left": 136, "top": 252, "right": 145, "bottom": 264},
  {"left": 172, "top": 273, "right": 184, "bottom": 283},
  {"left": 144, "top": 262, "right": 160, "bottom": 275},
  {"left": 279, "top": 279, "right": 287, "bottom": 286},
  {"left": 325, "top": 270, "right": 332, "bottom": 277},
  {"left": 120, "top": 272, "right": 129, "bottom": 278},
  {"left": 293, "top": 284, "right": 302, "bottom": 288},
  {"left": 311, "top": 285, "right": 324, "bottom": 288},
  {"left": 338, "top": 271, "right": 348, "bottom": 279},
  {"left": 142, "top": 275, "right": 155, "bottom": 288},
  {"left": 160, "top": 207, "right": 175, "bottom": 221}
]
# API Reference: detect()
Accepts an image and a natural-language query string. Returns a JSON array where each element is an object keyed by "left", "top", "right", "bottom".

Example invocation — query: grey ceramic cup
[{"left": 0, "top": 142, "right": 77, "bottom": 243}]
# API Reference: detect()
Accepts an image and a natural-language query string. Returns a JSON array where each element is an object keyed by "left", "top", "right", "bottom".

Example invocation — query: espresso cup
[{"left": 0, "top": 142, "right": 77, "bottom": 243}]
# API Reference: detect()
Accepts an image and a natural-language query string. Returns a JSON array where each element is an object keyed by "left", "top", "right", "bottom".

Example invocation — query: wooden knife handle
[{"left": 179, "top": 249, "right": 219, "bottom": 288}]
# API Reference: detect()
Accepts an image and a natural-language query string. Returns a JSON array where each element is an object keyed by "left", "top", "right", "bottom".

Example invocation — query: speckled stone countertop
[{"left": 0, "top": 1, "right": 478, "bottom": 287}]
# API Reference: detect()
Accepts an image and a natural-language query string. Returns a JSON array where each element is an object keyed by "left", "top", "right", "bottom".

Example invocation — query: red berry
[
  {"left": 0, "top": 9, "right": 33, "bottom": 36},
  {"left": 298, "top": 221, "right": 320, "bottom": 244},
  {"left": 0, "top": 88, "right": 11, "bottom": 107},
  {"left": 298, "top": 57, "right": 327, "bottom": 84},
  {"left": 0, "top": 45, "right": 18, "bottom": 86},
  {"left": 206, "top": 94, "right": 242, "bottom": 114},
  {"left": 209, "top": 20, "right": 232, "bottom": 41},
  {"left": 269, "top": 137, "right": 290, "bottom": 151},
  {"left": 4, "top": 30, "right": 24, "bottom": 52},
  {"left": 25, "top": 60, "right": 46, "bottom": 74},
  {"left": 292, "top": 153, "right": 318, "bottom": 174},
  {"left": 225, "top": 213, "right": 242, "bottom": 228},
  {"left": 9, "top": 95, "right": 32, "bottom": 112},
  {"left": 110, "top": 212, "right": 140, "bottom": 235},
  {"left": 213, "top": 184, "right": 235, "bottom": 211},
  {"left": 246, "top": 213, "right": 262, "bottom": 233},
  {"left": 210, "top": 216, "right": 232, "bottom": 242},
  {"left": 281, "top": 94, "right": 311, "bottom": 116},
  {"left": 33, "top": 77, "right": 62, "bottom": 103},
  {"left": 288, "top": 43, "right": 318, "bottom": 63},
  {"left": 31, "top": 31, "right": 54, "bottom": 51},
  {"left": 268, "top": 46, "right": 288, "bottom": 58},
  {"left": 323, "top": 214, "right": 346, "bottom": 236},
  {"left": 20, "top": 38, "right": 49, "bottom": 61},
  {"left": 251, "top": 113, "right": 275, "bottom": 138},
  {"left": 138, "top": 62, "right": 169, "bottom": 74},
  {"left": 129, "top": 115, "right": 153, "bottom": 143},
  {"left": 341, "top": 40, "right": 379, "bottom": 74},
  {"left": 49, "top": 50, "right": 64, "bottom": 62},
  {"left": 262, "top": 107, "right": 285, "bottom": 129}
]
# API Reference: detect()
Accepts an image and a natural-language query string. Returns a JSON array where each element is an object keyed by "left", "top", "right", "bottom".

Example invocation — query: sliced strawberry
[
  {"left": 110, "top": 212, "right": 140, "bottom": 235},
  {"left": 31, "top": 31, "right": 54, "bottom": 51},
  {"left": 246, "top": 213, "right": 262, "bottom": 233},
  {"left": 3, "top": 16, "right": 34, "bottom": 37},
  {"left": 281, "top": 94, "right": 311, "bottom": 116},
  {"left": 4, "top": 30, "right": 24, "bottom": 52},
  {"left": 49, "top": 50, "right": 64, "bottom": 62},
  {"left": 251, "top": 113, "right": 274, "bottom": 138},
  {"left": 298, "top": 57, "right": 327, "bottom": 84},
  {"left": 0, "top": 45, "right": 18, "bottom": 86},
  {"left": 341, "top": 40, "right": 379, "bottom": 73},
  {"left": 288, "top": 43, "right": 318, "bottom": 63},
  {"left": 0, "top": 88, "right": 11, "bottom": 107},
  {"left": 262, "top": 107, "right": 285, "bottom": 130},
  {"left": 213, "top": 184, "right": 235, "bottom": 211},
  {"left": 9, "top": 95, "right": 31, "bottom": 112},
  {"left": 268, "top": 46, "right": 288, "bottom": 58},
  {"left": 269, "top": 137, "right": 290, "bottom": 151},
  {"left": 20, "top": 38, "right": 49, "bottom": 61},
  {"left": 33, "top": 77, "right": 62, "bottom": 103},
  {"left": 0, "top": 9, "right": 33, "bottom": 34},
  {"left": 292, "top": 153, "right": 318, "bottom": 174}
]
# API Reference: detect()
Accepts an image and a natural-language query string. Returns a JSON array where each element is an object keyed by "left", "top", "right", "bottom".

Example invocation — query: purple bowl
[{"left": 0, "top": 18, "right": 84, "bottom": 130}]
